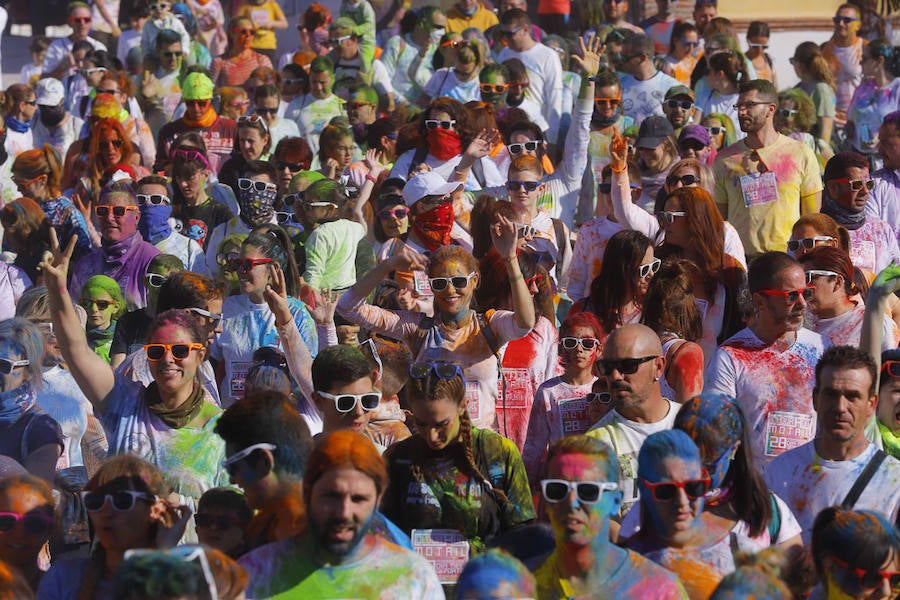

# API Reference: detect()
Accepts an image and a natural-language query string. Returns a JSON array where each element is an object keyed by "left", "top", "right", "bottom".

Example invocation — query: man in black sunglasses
[
  {"left": 706, "top": 251, "right": 830, "bottom": 469},
  {"left": 822, "top": 151, "right": 900, "bottom": 275},
  {"left": 311, "top": 345, "right": 385, "bottom": 449},
  {"left": 587, "top": 324, "right": 677, "bottom": 524}
]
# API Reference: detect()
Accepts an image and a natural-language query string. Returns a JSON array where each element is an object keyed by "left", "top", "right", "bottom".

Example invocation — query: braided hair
[{"left": 405, "top": 367, "right": 509, "bottom": 506}]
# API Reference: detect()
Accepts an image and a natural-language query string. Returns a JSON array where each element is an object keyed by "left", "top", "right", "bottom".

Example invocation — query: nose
[
  {"left": 674, "top": 486, "right": 691, "bottom": 510},
  {"left": 608, "top": 367, "right": 625, "bottom": 383},
  {"left": 427, "top": 427, "right": 441, "bottom": 447}
]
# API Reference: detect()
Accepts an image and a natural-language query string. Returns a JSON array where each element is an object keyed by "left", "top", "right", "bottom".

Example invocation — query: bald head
[{"left": 603, "top": 323, "right": 663, "bottom": 359}]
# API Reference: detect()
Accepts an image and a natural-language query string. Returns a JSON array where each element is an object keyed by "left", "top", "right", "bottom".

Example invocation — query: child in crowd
[
  {"left": 194, "top": 487, "right": 252, "bottom": 558},
  {"left": 19, "top": 36, "right": 50, "bottom": 85}
]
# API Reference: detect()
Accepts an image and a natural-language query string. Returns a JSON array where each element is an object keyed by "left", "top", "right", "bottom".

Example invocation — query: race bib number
[
  {"left": 740, "top": 171, "right": 779, "bottom": 207},
  {"left": 413, "top": 271, "right": 433, "bottom": 297},
  {"left": 559, "top": 398, "right": 591, "bottom": 435},
  {"left": 230, "top": 361, "right": 254, "bottom": 400},
  {"left": 465, "top": 381, "right": 480, "bottom": 425},
  {"left": 500, "top": 368, "right": 531, "bottom": 409},
  {"left": 411, "top": 529, "right": 470, "bottom": 584},
  {"left": 765, "top": 411, "right": 815, "bottom": 457}
]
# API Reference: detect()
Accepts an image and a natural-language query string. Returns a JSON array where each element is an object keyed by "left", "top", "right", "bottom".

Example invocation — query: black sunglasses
[{"left": 596, "top": 355, "right": 658, "bottom": 376}]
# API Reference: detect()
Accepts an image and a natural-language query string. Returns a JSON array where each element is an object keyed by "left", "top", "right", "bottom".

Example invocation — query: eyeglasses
[
  {"left": 677, "top": 38, "right": 700, "bottom": 48},
  {"left": 787, "top": 236, "right": 835, "bottom": 252},
  {"left": 666, "top": 173, "right": 699, "bottom": 187},
  {"left": 222, "top": 443, "right": 276, "bottom": 476},
  {"left": 188, "top": 307, "right": 223, "bottom": 327},
  {"left": 237, "top": 178, "right": 277, "bottom": 192},
  {"left": 829, "top": 555, "right": 900, "bottom": 592},
  {"left": 733, "top": 101, "right": 773, "bottom": 112},
  {"left": 254, "top": 106, "right": 278, "bottom": 115},
  {"left": 150, "top": 2, "right": 170, "bottom": 8},
  {"left": 658, "top": 210, "right": 687, "bottom": 225},
  {"left": 96, "top": 88, "right": 121, "bottom": 95},
  {"left": 833, "top": 15, "right": 860, "bottom": 25},
  {"left": 429, "top": 271, "right": 476, "bottom": 291},
  {"left": 560, "top": 337, "right": 600, "bottom": 350},
  {"left": 506, "top": 180, "right": 541, "bottom": 192},
  {"left": 81, "top": 67, "right": 106, "bottom": 76},
  {"left": 516, "top": 223, "right": 537, "bottom": 238},
  {"left": 425, "top": 119, "right": 456, "bottom": 130},
  {"left": 71, "top": 16, "right": 92, "bottom": 23},
  {"left": 756, "top": 285, "right": 816, "bottom": 304},
  {"left": 144, "top": 343, "right": 204, "bottom": 361},
  {"left": 0, "top": 512, "right": 52, "bottom": 535},
  {"left": 500, "top": 26, "right": 522, "bottom": 37},
  {"left": 0, "top": 357, "right": 29, "bottom": 375},
  {"left": 882, "top": 361, "right": 900, "bottom": 378},
  {"left": 94, "top": 205, "right": 138, "bottom": 218},
  {"left": 598, "top": 182, "right": 641, "bottom": 194},
  {"left": 541, "top": 479, "right": 619, "bottom": 504},
  {"left": 480, "top": 83, "right": 508, "bottom": 94},
  {"left": 282, "top": 77, "right": 305, "bottom": 86},
  {"left": 596, "top": 355, "right": 658, "bottom": 376},
  {"left": 642, "top": 471, "right": 711, "bottom": 502},
  {"left": 282, "top": 191, "right": 304, "bottom": 206},
  {"left": 144, "top": 273, "right": 168, "bottom": 288},
  {"left": 805, "top": 269, "right": 839, "bottom": 284},
  {"left": 507, "top": 141, "right": 540, "bottom": 155},
  {"left": 377, "top": 206, "right": 410, "bottom": 220},
  {"left": 83, "top": 490, "right": 155, "bottom": 512},
  {"left": 586, "top": 391, "right": 613, "bottom": 404},
  {"left": 172, "top": 148, "right": 209, "bottom": 169},
  {"left": 317, "top": 390, "right": 382, "bottom": 413},
  {"left": 638, "top": 258, "right": 662, "bottom": 278},
  {"left": 162, "top": 51, "right": 183, "bottom": 58},
  {"left": 594, "top": 97, "right": 621, "bottom": 107},
  {"left": 194, "top": 513, "right": 242, "bottom": 529},
  {"left": 81, "top": 298, "right": 113, "bottom": 310},
  {"left": 229, "top": 257, "right": 273, "bottom": 273},
  {"left": 776, "top": 108, "right": 798, "bottom": 118},
  {"left": 137, "top": 193, "right": 169, "bottom": 205},
  {"left": 665, "top": 99, "right": 693, "bottom": 110},
  {"left": 409, "top": 361, "right": 464, "bottom": 380},
  {"left": 184, "top": 99, "right": 210, "bottom": 107},
  {"left": 237, "top": 114, "right": 269, "bottom": 132},
  {"left": 706, "top": 126, "right": 724, "bottom": 135},
  {"left": 831, "top": 177, "right": 875, "bottom": 192}
]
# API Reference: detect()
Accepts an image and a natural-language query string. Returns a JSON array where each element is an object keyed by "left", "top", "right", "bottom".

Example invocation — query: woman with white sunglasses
[
  {"left": 38, "top": 455, "right": 191, "bottom": 600},
  {"left": 42, "top": 230, "right": 229, "bottom": 505}
]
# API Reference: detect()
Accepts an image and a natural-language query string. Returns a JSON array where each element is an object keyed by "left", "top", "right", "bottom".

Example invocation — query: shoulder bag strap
[{"left": 841, "top": 449, "right": 888, "bottom": 510}]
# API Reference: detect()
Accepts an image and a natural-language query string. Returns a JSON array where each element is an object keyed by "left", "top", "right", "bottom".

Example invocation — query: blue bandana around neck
[
  {"left": 139, "top": 203, "right": 173, "bottom": 244},
  {"left": 0, "top": 382, "right": 36, "bottom": 427},
  {"left": 5, "top": 114, "right": 32, "bottom": 134}
]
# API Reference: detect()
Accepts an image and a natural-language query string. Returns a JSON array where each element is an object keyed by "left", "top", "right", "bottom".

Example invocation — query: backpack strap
[
  {"left": 409, "top": 145, "right": 429, "bottom": 179},
  {"left": 767, "top": 492, "right": 781, "bottom": 545},
  {"left": 841, "top": 449, "right": 888, "bottom": 510},
  {"left": 476, "top": 311, "right": 507, "bottom": 434},
  {"left": 470, "top": 158, "right": 486, "bottom": 189},
  {"left": 409, "top": 314, "right": 435, "bottom": 360}
]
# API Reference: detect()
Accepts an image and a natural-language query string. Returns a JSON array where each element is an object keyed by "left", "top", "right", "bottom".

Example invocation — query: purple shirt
[{"left": 69, "top": 233, "right": 160, "bottom": 312}]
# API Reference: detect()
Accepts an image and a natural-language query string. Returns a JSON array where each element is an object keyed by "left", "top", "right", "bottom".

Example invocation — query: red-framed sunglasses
[
  {"left": 756, "top": 285, "right": 815, "bottom": 304},
  {"left": 641, "top": 469, "right": 711, "bottom": 502},
  {"left": 830, "top": 555, "right": 900, "bottom": 592}
]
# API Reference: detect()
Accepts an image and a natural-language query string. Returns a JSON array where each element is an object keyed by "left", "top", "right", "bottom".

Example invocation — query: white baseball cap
[
  {"left": 401, "top": 171, "right": 464, "bottom": 207},
  {"left": 35, "top": 78, "right": 65, "bottom": 107}
]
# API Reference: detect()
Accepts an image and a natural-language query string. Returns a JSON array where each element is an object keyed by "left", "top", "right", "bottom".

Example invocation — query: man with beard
[
  {"left": 706, "top": 252, "right": 831, "bottom": 469},
  {"left": 586, "top": 324, "right": 679, "bottom": 530},
  {"left": 239, "top": 429, "right": 443, "bottom": 598},
  {"left": 712, "top": 79, "right": 822, "bottom": 258},
  {"left": 764, "top": 345, "right": 900, "bottom": 543},
  {"left": 821, "top": 151, "right": 900, "bottom": 275}
]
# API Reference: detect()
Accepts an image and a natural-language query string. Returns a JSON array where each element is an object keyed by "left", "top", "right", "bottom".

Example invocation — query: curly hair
[{"left": 777, "top": 88, "right": 817, "bottom": 133}]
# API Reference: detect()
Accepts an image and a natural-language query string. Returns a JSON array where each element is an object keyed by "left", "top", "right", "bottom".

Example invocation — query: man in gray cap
[
  {"left": 32, "top": 77, "right": 83, "bottom": 159},
  {"left": 662, "top": 84, "right": 697, "bottom": 135},
  {"left": 634, "top": 115, "right": 676, "bottom": 212}
]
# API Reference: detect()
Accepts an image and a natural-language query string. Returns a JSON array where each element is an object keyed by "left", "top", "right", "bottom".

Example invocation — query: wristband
[
  {"left": 610, "top": 164, "right": 627, "bottom": 173},
  {"left": 366, "top": 173, "right": 378, "bottom": 183}
]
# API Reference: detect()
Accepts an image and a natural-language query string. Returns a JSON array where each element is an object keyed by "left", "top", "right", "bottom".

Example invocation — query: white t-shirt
[
  {"left": 39, "top": 366, "right": 92, "bottom": 470},
  {"left": 705, "top": 327, "right": 831, "bottom": 468},
  {"left": 764, "top": 442, "right": 900, "bottom": 544},
  {"left": 587, "top": 399, "right": 681, "bottom": 519},
  {"left": 806, "top": 302, "right": 898, "bottom": 350},
  {"left": 285, "top": 93, "right": 344, "bottom": 154},
  {"left": 423, "top": 68, "right": 481, "bottom": 103},
  {"left": 566, "top": 216, "right": 624, "bottom": 302},
  {"left": 847, "top": 216, "right": 900, "bottom": 275},
  {"left": 619, "top": 70, "right": 681, "bottom": 124}
]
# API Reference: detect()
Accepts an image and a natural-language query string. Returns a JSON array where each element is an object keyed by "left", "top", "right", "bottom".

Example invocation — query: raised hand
[
  {"left": 263, "top": 262, "right": 293, "bottom": 327},
  {"left": 364, "top": 148, "right": 386, "bottom": 179},
  {"left": 463, "top": 128, "right": 502, "bottom": 162},
  {"left": 491, "top": 214, "right": 518, "bottom": 259},
  {"left": 309, "top": 288, "right": 338, "bottom": 325},
  {"left": 572, "top": 33, "right": 605, "bottom": 78},
  {"left": 38, "top": 228, "right": 76, "bottom": 289},
  {"left": 871, "top": 262, "right": 900, "bottom": 299},
  {"left": 153, "top": 495, "right": 193, "bottom": 549},
  {"left": 324, "top": 157, "right": 340, "bottom": 180},
  {"left": 609, "top": 127, "right": 627, "bottom": 172}
]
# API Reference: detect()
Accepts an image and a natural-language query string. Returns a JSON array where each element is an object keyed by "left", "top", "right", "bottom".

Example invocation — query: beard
[{"left": 309, "top": 513, "right": 373, "bottom": 560}]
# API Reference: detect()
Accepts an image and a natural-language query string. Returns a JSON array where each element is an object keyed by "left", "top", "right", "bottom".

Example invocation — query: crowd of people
[{"left": 3, "top": 0, "right": 900, "bottom": 597}]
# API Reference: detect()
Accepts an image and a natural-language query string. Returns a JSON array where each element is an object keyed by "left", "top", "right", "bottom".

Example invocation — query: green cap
[
  {"left": 665, "top": 85, "right": 694, "bottom": 101},
  {"left": 181, "top": 72, "right": 214, "bottom": 100},
  {"left": 330, "top": 17, "right": 356, "bottom": 36}
]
